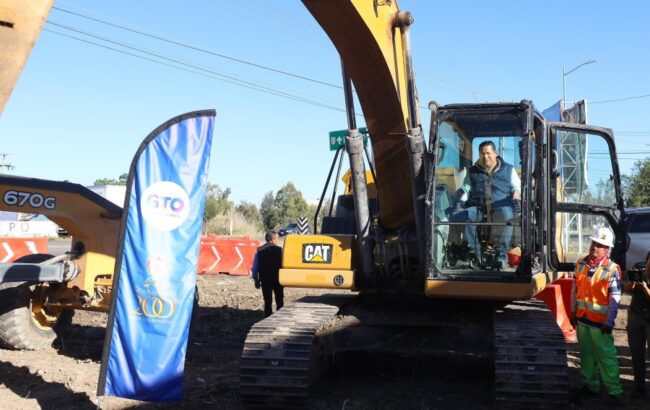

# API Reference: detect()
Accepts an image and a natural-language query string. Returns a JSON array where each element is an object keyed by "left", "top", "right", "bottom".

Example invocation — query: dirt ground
[{"left": 0, "top": 274, "right": 647, "bottom": 410}]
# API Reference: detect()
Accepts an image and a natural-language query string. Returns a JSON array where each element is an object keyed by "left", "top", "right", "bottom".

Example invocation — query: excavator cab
[
  {"left": 426, "top": 101, "right": 626, "bottom": 300},
  {"left": 427, "top": 102, "right": 537, "bottom": 288}
]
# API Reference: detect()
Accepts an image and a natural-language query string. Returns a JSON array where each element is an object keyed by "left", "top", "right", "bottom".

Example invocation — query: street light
[{"left": 563, "top": 59, "right": 596, "bottom": 103}]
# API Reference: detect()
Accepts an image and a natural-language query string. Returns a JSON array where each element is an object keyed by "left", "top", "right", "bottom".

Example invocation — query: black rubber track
[
  {"left": 239, "top": 296, "right": 349, "bottom": 408},
  {"left": 493, "top": 299, "right": 569, "bottom": 408}
]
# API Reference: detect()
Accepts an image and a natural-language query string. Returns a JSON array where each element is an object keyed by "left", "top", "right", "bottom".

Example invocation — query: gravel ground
[{"left": 0, "top": 274, "right": 647, "bottom": 409}]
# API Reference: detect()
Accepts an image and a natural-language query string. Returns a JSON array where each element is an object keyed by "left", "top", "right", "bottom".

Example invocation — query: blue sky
[{"left": 1, "top": 0, "right": 649, "bottom": 206}]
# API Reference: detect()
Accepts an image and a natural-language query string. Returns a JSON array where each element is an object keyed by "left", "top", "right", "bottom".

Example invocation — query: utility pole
[
  {"left": 562, "top": 59, "right": 596, "bottom": 105},
  {"left": 0, "top": 153, "right": 14, "bottom": 174}
]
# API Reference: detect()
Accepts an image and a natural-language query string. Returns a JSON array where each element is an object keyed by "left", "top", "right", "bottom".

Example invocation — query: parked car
[
  {"left": 57, "top": 226, "right": 70, "bottom": 238},
  {"left": 622, "top": 207, "right": 650, "bottom": 272},
  {"left": 278, "top": 223, "right": 299, "bottom": 237}
]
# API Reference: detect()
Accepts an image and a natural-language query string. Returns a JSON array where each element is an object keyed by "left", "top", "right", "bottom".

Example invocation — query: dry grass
[{"left": 203, "top": 212, "right": 263, "bottom": 237}]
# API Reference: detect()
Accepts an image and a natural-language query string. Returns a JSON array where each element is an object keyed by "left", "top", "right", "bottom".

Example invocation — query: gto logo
[
  {"left": 146, "top": 195, "right": 185, "bottom": 212},
  {"left": 3, "top": 190, "right": 56, "bottom": 209},
  {"left": 302, "top": 243, "right": 333, "bottom": 264},
  {"left": 133, "top": 295, "right": 176, "bottom": 319},
  {"left": 141, "top": 182, "right": 190, "bottom": 231}
]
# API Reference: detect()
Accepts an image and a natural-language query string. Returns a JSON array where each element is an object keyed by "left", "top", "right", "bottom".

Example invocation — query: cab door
[{"left": 546, "top": 123, "right": 625, "bottom": 272}]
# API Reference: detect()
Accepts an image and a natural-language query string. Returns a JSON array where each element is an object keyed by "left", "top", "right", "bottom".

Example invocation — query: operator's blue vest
[{"left": 467, "top": 157, "right": 513, "bottom": 208}]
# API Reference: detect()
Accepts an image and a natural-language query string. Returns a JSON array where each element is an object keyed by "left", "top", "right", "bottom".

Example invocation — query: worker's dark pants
[
  {"left": 627, "top": 310, "right": 650, "bottom": 389},
  {"left": 262, "top": 283, "right": 284, "bottom": 317}
]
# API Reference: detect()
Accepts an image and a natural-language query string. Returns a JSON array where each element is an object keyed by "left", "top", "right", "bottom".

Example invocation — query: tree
[
  {"left": 274, "top": 182, "right": 309, "bottom": 227},
  {"left": 203, "top": 197, "right": 219, "bottom": 223},
  {"left": 203, "top": 183, "right": 234, "bottom": 223},
  {"left": 594, "top": 178, "right": 616, "bottom": 207},
  {"left": 93, "top": 173, "right": 128, "bottom": 186},
  {"left": 260, "top": 191, "right": 279, "bottom": 231},
  {"left": 237, "top": 201, "right": 263, "bottom": 230},
  {"left": 307, "top": 199, "right": 331, "bottom": 233},
  {"left": 259, "top": 183, "right": 309, "bottom": 231},
  {"left": 623, "top": 159, "right": 650, "bottom": 207},
  {"left": 207, "top": 184, "right": 233, "bottom": 214}
]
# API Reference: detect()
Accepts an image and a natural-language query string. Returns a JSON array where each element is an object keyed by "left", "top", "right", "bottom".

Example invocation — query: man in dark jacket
[
  {"left": 251, "top": 231, "right": 284, "bottom": 317},
  {"left": 452, "top": 140, "right": 521, "bottom": 266},
  {"left": 624, "top": 260, "right": 650, "bottom": 399}
]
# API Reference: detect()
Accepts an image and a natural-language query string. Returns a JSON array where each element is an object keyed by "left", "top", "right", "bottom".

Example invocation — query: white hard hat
[{"left": 589, "top": 227, "right": 615, "bottom": 248}]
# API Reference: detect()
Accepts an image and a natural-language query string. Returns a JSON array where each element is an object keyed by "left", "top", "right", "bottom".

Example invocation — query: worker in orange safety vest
[{"left": 571, "top": 227, "right": 623, "bottom": 406}]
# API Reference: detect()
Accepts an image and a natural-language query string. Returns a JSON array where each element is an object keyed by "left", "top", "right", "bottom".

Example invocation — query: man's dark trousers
[{"left": 262, "top": 283, "right": 284, "bottom": 318}]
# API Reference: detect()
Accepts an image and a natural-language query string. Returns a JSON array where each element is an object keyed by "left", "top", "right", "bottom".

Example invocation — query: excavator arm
[
  {"left": 1, "top": 0, "right": 417, "bottom": 230},
  {"left": 0, "top": 0, "right": 54, "bottom": 115},
  {"left": 303, "top": 0, "right": 418, "bottom": 229}
]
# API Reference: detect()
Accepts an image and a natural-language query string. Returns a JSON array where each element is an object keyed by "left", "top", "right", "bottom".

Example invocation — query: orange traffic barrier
[
  {"left": 198, "top": 236, "right": 260, "bottom": 276},
  {"left": 0, "top": 237, "right": 48, "bottom": 262},
  {"left": 534, "top": 283, "right": 577, "bottom": 342},
  {"left": 553, "top": 277, "right": 575, "bottom": 323}
]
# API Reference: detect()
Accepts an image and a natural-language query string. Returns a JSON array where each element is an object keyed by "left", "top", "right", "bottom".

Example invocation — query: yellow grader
[{"left": 0, "top": 1, "right": 123, "bottom": 350}]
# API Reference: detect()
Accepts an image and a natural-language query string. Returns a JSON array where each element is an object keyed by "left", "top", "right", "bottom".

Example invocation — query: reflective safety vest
[{"left": 575, "top": 257, "right": 619, "bottom": 324}]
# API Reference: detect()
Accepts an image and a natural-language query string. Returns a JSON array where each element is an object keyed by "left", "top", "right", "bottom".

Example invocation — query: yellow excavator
[
  {"left": 1, "top": 1, "right": 625, "bottom": 407},
  {"left": 240, "top": 0, "right": 625, "bottom": 408}
]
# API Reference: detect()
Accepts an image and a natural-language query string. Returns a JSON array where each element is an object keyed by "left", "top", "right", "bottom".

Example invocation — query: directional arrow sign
[
  {"left": 207, "top": 245, "right": 221, "bottom": 272},
  {"left": 1, "top": 242, "right": 14, "bottom": 263},
  {"left": 329, "top": 127, "right": 369, "bottom": 151},
  {"left": 297, "top": 217, "right": 309, "bottom": 234},
  {"left": 232, "top": 246, "right": 244, "bottom": 272}
]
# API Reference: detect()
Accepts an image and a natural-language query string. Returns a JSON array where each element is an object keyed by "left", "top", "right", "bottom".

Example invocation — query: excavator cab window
[
  {"left": 428, "top": 104, "right": 534, "bottom": 280},
  {"left": 546, "top": 123, "right": 625, "bottom": 271}
]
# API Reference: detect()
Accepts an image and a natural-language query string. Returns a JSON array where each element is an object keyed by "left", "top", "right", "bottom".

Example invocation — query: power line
[
  {"left": 51, "top": 6, "right": 342, "bottom": 90},
  {"left": 43, "top": 26, "right": 346, "bottom": 113},
  {"left": 250, "top": 0, "right": 317, "bottom": 29},
  {"left": 49, "top": 6, "right": 476, "bottom": 121},
  {"left": 51, "top": 6, "right": 469, "bottom": 115},
  {"left": 209, "top": 0, "right": 326, "bottom": 48},
  {"left": 616, "top": 131, "right": 650, "bottom": 135},
  {"left": 590, "top": 93, "right": 650, "bottom": 105},
  {"left": 417, "top": 68, "right": 508, "bottom": 101}
]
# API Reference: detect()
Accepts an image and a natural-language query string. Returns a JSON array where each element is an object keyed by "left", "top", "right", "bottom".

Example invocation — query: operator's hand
[
  {"left": 254, "top": 280, "right": 261, "bottom": 289},
  {"left": 512, "top": 199, "right": 521, "bottom": 214},
  {"left": 600, "top": 323, "right": 613, "bottom": 334}
]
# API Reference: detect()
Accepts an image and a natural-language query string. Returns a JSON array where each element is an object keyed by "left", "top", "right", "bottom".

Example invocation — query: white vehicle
[{"left": 623, "top": 207, "right": 650, "bottom": 272}]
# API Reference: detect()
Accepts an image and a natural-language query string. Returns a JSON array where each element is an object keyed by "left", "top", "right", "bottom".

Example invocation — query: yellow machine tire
[{"left": 0, "top": 254, "right": 72, "bottom": 350}]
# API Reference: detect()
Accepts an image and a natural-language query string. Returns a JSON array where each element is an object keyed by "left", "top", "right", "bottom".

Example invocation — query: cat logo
[{"left": 302, "top": 243, "right": 333, "bottom": 264}]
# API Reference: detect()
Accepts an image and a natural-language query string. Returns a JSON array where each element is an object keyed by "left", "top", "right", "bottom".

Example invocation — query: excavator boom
[{"left": 303, "top": 0, "right": 416, "bottom": 229}]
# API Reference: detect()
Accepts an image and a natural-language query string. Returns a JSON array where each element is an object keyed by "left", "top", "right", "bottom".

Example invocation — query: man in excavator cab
[{"left": 450, "top": 140, "right": 521, "bottom": 269}]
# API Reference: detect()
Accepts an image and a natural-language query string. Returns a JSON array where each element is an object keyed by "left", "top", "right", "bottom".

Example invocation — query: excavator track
[
  {"left": 239, "top": 295, "right": 351, "bottom": 408},
  {"left": 493, "top": 299, "right": 569, "bottom": 408}
]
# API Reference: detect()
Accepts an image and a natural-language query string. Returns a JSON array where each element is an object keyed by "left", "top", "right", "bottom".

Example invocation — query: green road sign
[{"left": 329, "top": 127, "right": 369, "bottom": 151}]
